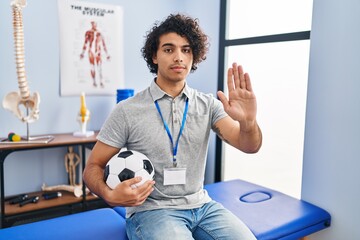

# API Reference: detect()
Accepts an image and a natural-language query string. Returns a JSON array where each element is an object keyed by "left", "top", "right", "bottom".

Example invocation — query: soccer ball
[{"left": 104, "top": 150, "right": 155, "bottom": 189}]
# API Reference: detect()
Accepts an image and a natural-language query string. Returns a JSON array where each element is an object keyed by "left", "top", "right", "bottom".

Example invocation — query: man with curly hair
[{"left": 84, "top": 14, "right": 262, "bottom": 239}]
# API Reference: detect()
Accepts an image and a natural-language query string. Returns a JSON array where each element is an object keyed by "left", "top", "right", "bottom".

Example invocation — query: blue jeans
[{"left": 126, "top": 201, "right": 256, "bottom": 240}]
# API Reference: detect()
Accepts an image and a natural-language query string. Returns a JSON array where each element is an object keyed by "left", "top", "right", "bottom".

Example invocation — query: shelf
[
  {"left": 0, "top": 132, "right": 101, "bottom": 228},
  {"left": 0, "top": 132, "right": 98, "bottom": 151},
  {"left": 5, "top": 191, "right": 99, "bottom": 215}
]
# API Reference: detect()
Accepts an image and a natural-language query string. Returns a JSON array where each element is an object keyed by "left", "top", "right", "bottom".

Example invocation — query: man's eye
[
  {"left": 183, "top": 49, "right": 191, "bottom": 53},
  {"left": 164, "top": 49, "right": 172, "bottom": 53}
]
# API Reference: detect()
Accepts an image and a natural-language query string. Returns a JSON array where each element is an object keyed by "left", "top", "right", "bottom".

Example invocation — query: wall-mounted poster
[{"left": 58, "top": 0, "right": 124, "bottom": 96}]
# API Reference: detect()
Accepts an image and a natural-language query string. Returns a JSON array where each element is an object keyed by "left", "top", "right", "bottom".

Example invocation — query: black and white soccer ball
[{"left": 104, "top": 150, "right": 154, "bottom": 189}]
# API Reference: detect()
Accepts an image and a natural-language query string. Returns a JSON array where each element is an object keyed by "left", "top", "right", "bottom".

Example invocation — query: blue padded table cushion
[
  {"left": 0, "top": 208, "right": 127, "bottom": 240},
  {"left": 205, "top": 179, "right": 331, "bottom": 240},
  {"left": 114, "top": 205, "right": 127, "bottom": 218}
]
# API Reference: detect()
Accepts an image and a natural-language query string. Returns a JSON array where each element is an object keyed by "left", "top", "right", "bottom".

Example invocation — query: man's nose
[{"left": 173, "top": 50, "right": 183, "bottom": 62}]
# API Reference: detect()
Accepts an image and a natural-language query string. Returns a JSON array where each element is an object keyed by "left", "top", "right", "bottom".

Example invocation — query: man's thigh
[
  {"left": 193, "top": 201, "right": 256, "bottom": 240},
  {"left": 126, "top": 209, "right": 194, "bottom": 240}
]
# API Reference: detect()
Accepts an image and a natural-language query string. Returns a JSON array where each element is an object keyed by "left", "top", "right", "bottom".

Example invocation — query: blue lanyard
[{"left": 155, "top": 98, "right": 189, "bottom": 167}]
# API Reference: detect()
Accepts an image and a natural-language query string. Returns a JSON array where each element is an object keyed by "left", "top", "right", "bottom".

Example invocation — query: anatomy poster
[{"left": 58, "top": 0, "right": 124, "bottom": 96}]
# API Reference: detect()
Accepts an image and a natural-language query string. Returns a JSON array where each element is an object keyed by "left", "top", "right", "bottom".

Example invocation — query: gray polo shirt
[{"left": 97, "top": 80, "right": 228, "bottom": 217}]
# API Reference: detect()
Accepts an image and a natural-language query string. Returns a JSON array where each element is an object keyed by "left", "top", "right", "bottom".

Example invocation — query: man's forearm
[
  {"left": 83, "top": 163, "right": 108, "bottom": 199},
  {"left": 239, "top": 120, "right": 262, "bottom": 153}
]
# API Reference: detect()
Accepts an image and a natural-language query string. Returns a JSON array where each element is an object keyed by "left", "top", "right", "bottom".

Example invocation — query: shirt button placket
[{"left": 172, "top": 100, "right": 178, "bottom": 124}]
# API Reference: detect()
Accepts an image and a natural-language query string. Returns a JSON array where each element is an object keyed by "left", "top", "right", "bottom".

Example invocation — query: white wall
[
  {"left": 302, "top": 0, "right": 360, "bottom": 239},
  {"left": 0, "top": 0, "right": 220, "bottom": 195}
]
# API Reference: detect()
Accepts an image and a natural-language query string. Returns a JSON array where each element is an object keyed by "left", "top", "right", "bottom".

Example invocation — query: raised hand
[{"left": 217, "top": 63, "right": 257, "bottom": 125}]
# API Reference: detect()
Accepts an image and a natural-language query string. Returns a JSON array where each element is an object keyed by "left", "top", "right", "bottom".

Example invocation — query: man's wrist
[{"left": 239, "top": 120, "right": 257, "bottom": 134}]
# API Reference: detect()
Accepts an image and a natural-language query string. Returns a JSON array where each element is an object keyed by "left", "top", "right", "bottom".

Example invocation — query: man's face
[{"left": 152, "top": 32, "right": 193, "bottom": 83}]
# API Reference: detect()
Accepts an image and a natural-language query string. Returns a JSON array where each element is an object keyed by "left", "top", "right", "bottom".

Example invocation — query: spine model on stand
[{"left": 2, "top": 0, "right": 41, "bottom": 124}]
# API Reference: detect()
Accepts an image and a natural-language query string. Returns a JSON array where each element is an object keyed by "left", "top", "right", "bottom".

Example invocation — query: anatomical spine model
[{"left": 2, "top": 0, "right": 40, "bottom": 124}]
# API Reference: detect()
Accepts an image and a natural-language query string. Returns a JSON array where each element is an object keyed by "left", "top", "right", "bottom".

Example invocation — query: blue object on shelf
[{"left": 116, "top": 89, "right": 134, "bottom": 103}]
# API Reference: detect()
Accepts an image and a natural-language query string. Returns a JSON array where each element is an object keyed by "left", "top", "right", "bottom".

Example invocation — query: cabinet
[{"left": 0, "top": 132, "right": 108, "bottom": 228}]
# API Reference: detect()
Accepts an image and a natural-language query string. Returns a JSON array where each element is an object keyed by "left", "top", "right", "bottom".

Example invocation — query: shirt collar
[{"left": 150, "top": 78, "right": 192, "bottom": 102}]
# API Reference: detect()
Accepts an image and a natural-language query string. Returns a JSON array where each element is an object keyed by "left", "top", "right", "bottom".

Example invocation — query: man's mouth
[{"left": 170, "top": 65, "right": 186, "bottom": 72}]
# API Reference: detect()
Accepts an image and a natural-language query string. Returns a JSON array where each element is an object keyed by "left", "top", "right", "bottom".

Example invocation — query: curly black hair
[{"left": 141, "top": 14, "right": 209, "bottom": 74}]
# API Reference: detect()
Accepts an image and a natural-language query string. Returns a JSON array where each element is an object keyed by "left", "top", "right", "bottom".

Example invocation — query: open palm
[{"left": 217, "top": 63, "right": 257, "bottom": 123}]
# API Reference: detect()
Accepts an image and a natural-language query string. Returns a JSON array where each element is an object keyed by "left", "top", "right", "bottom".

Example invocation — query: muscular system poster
[{"left": 58, "top": 0, "right": 124, "bottom": 96}]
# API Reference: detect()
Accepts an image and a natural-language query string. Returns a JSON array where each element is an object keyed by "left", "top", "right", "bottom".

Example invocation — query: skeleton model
[
  {"left": 42, "top": 183, "right": 90, "bottom": 198},
  {"left": 73, "top": 92, "right": 94, "bottom": 137},
  {"left": 2, "top": 0, "right": 40, "bottom": 124},
  {"left": 78, "top": 92, "right": 90, "bottom": 134},
  {"left": 2, "top": 1, "right": 53, "bottom": 143}
]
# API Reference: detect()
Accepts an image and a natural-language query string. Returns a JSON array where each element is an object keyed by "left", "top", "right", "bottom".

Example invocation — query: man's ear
[{"left": 152, "top": 54, "right": 158, "bottom": 64}]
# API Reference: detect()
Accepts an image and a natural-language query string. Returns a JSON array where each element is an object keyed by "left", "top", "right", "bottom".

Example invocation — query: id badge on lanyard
[
  {"left": 163, "top": 167, "right": 186, "bottom": 185},
  {"left": 155, "top": 98, "right": 188, "bottom": 185}
]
